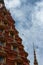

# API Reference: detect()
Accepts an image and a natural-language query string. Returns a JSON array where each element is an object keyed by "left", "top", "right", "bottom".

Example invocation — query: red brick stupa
[{"left": 0, "top": 0, "right": 30, "bottom": 65}]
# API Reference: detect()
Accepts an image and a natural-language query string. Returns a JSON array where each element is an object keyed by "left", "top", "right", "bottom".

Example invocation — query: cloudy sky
[{"left": 4, "top": 0, "right": 43, "bottom": 65}]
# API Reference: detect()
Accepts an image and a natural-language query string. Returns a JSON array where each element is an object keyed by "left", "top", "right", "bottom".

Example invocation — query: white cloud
[
  {"left": 32, "top": 1, "right": 43, "bottom": 26},
  {"left": 4, "top": 0, "right": 21, "bottom": 8}
]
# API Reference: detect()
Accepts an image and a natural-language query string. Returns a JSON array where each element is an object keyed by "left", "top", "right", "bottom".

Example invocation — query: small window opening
[
  {"left": 17, "top": 62, "right": 22, "bottom": 65},
  {"left": 9, "top": 31, "right": 14, "bottom": 38}
]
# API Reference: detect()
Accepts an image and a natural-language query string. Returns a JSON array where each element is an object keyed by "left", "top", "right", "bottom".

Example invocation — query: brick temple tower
[
  {"left": 33, "top": 44, "right": 38, "bottom": 65},
  {"left": 0, "top": 0, "right": 30, "bottom": 65}
]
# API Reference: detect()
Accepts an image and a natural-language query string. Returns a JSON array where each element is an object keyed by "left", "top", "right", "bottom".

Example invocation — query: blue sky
[{"left": 4, "top": 0, "right": 43, "bottom": 65}]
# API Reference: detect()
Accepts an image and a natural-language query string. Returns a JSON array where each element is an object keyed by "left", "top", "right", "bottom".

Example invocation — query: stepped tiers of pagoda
[{"left": 0, "top": 0, "right": 30, "bottom": 65}]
